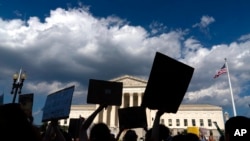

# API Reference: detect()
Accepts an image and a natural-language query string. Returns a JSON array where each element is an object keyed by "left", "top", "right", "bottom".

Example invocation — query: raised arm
[
  {"left": 151, "top": 110, "right": 164, "bottom": 141},
  {"left": 79, "top": 104, "right": 107, "bottom": 141},
  {"left": 42, "top": 120, "right": 66, "bottom": 141},
  {"left": 115, "top": 127, "right": 125, "bottom": 141}
]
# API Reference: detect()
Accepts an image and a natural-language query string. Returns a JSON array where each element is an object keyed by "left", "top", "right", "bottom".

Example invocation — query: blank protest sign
[
  {"left": 87, "top": 79, "right": 123, "bottom": 106},
  {"left": 42, "top": 85, "right": 75, "bottom": 122},
  {"left": 141, "top": 52, "right": 194, "bottom": 113},
  {"left": 118, "top": 106, "right": 147, "bottom": 130}
]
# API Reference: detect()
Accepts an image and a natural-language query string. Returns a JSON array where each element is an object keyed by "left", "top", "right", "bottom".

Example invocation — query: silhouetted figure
[
  {"left": 79, "top": 104, "right": 108, "bottom": 141},
  {"left": 171, "top": 133, "right": 199, "bottom": 141},
  {"left": 89, "top": 122, "right": 111, "bottom": 141},
  {"left": 0, "top": 103, "right": 42, "bottom": 141},
  {"left": 219, "top": 135, "right": 224, "bottom": 141},
  {"left": 208, "top": 130, "right": 214, "bottom": 141},
  {"left": 224, "top": 116, "right": 250, "bottom": 141},
  {"left": 123, "top": 130, "right": 138, "bottom": 141},
  {"left": 42, "top": 120, "right": 69, "bottom": 141},
  {"left": 145, "top": 110, "right": 171, "bottom": 141}
]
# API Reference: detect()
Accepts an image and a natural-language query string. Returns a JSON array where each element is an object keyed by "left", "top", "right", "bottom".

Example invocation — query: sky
[{"left": 0, "top": 0, "right": 250, "bottom": 125}]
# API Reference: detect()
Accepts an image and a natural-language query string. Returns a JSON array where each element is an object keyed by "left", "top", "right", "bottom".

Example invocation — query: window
[
  {"left": 161, "top": 119, "right": 165, "bottom": 124},
  {"left": 176, "top": 119, "right": 180, "bottom": 126},
  {"left": 200, "top": 119, "right": 204, "bottom": 126},
  {"left": 208, "top": 119, "right": 212, "bottom": 127},
  {"left": 168, "top": 119, "right": 172, "bottom": 126},
  {"left": 192, "top": 119, "right": 196, "bottom": 126},
  {"left": 184, "top": 119, "right": 188, "bottom": 126}
]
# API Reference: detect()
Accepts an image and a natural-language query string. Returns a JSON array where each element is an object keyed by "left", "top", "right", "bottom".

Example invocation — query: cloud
[
  {"left": 0, "top": 7, "right": 250, "bottom": 124},
  {"left": 193, "top": 15, "right": 215, "bottom": 28},
  {"left": 192, "top": 15, "right": 215, "bottom": 37},
  {"left": 238, "top": 34, "right": 250, "bottom": 42}
]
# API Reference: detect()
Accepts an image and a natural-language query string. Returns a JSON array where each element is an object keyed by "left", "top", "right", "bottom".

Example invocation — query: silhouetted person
[
  {"left": 224, "top": 116, "right": 250, "bottom": 141},
  {"left": 171, "top": 133, "right": 199, "bottom": 141},
  {"left": 89, "top": 122, "right": 111, "bottom": 141},
  {"left": 123, "top": 129, "right": 138, "bottom": 141},
  {"left": 145, "top": 110, "right": 171, "bottom": 141},
  {"left": 42, "top": 120, "right": 69, "bottom": 141},
  {"left": 0, "top": 103, "right": 42, "bottom": 141},
  {"left": 79, "top": 104, "right": 108, "bottom": 141}
]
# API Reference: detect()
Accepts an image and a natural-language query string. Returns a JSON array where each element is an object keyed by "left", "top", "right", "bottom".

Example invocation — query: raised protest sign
[
  {"left": 42, "top": 85, "right": 75, "bottom": 122},
  {"left": 141, "top": 52, "right": 194, "bottom": 113},
  {"left": 87, "top": 79, "right": 123, "bottom": 106},
  {"left": 118, "top": 106, "right": 147, "bottom": 130},
  {"left": 68, "top": 117, "right": 85, "bottom": 139},
  {"left": 18, "top": 93, "right": 34, "bottom": 118}
]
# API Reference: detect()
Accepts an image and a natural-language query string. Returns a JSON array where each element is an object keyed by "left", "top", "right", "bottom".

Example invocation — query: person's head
[
  {"left": 224, "top": 116, "right": 250, "bottom": 141},
  {"left": 145, "top": 124, "right": 171, "bottom": 141},
  {"left": 89, "top": 122, "right": 111, "bottom": 141},
  {"left": 171, "top": 134, "right": 185, "bottom": 141},
  {"left": 0, "top": 103, "right": 42, "bottom": 141},
  {"left": 185, "top": 133, "right": 200, "bottom": 141},
  {"left": 123, "top": 129, "right": 138, "bottom": 141},
  {"left": 159, "top": 124, "right": 171, "bottom": 140},
  {"left": 171, "top": 133, "right": 199, "bottom": 141}
]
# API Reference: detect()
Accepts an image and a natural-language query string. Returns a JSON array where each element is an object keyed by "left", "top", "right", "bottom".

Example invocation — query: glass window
[
  {"left": 168, "top": 119, "right": 172, "bottom": 126},
  {"left": 176, "top": 119, "right": 180, "bottom": 126},
  {"left": 200, "top": 119, "right": 204, "bottom": 126},
  {"left": 192, "top": 119, "right": 196, "bottom": 126},
  {"left": 161, "top": 119, "right": 165, "bottom": 124},
  {"left": 184, "top": 119, "right": 188, "bottom": 126},
  {"left": 208, "top": 119, "right": 212, "bottom": 127}
]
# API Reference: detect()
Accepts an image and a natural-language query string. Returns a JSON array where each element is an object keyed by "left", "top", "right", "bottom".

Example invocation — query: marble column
[
  {"left": 121, "top": 93, "right": 125, "bottom": 108},
  {"left": 138, "top": 93, "right": 142, "bottom": 106},
  {"left": 110, "top": 106, "right": 115, "bottom": 127},
  {"left": 129, "top": 93, "right": 134, "bottom": 107},
  {"left": 103, "top": 108, "right": 107, "bottom": 123}
]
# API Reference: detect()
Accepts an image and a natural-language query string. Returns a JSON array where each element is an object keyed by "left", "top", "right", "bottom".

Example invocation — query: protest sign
[
  {"left": 18, "top": 93, "right": 34, "bottom": 118},
  {"left": 87, "top": 79, "right": 123, "bottom": 106},
  {"left": 42, "top": 85, "right": 75, "bottom": 122},
  {"left": 141, "top": 52, "right": 194, "bottom": 113},
  {"left": 118, "top": 106, "right": 147, "bottom": 130}
]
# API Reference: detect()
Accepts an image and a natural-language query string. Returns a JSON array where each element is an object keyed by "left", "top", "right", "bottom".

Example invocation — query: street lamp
[{"left": 11, "top": 71, "right": 27, "bottom": 103}]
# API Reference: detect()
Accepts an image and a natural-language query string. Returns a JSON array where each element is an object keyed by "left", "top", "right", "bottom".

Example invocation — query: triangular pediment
[{"left": 110, "top": 75, "right": 147, "bottom": 87}]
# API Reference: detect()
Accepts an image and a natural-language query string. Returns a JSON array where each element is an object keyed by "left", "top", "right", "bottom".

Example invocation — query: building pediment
[{"left": 110, "top": 75, "right": 147, "bottom": 87}]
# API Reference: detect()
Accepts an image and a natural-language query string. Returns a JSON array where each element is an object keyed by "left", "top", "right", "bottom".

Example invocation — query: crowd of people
[{"left": 0, "top": 103, "right": 250, "bottom": 141}]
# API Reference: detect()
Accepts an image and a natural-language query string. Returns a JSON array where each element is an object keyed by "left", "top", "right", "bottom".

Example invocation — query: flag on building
[{"left": 214, "top": 64, "right": 227, "bottom": 78}]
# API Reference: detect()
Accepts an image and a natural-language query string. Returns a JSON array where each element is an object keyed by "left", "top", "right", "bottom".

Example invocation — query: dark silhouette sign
[
  {"left": 68, "top": 117, "right": 85, "bottom": 139},
  {"left": 141, "top": 52, "right": 194, "bottom": 113},
  {"left": 118, "top": 106, "right": 147, "bottom": 130},
  {"left": 87, "top": 79, "right": 123, "bottom": 106},
  {"left": 18, "top": 93, "right": 34, "bottom": 118}
]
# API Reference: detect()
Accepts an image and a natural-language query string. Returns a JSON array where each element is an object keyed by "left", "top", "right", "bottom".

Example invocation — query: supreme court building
[{"left": 59, "top": 75, "right": 225, "bottom": 140}]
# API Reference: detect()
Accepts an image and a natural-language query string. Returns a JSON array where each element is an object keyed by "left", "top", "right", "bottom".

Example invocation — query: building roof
[
  {"left": 110, "top": 75, "right": 147, "bottom": 88},
  {"left": 71, "top": 104, "right": 222, "bottom": 111},
  {"left": 178, "top": 104, "right": 222, "bottom": 111},
  {"left": 71, "top": 104, "right": 96, "bottom": 110}
]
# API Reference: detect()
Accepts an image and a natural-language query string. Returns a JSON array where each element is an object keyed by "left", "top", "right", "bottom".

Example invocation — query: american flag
[{"left": 214, "top": 64, "right": 227, "bottom": 78}]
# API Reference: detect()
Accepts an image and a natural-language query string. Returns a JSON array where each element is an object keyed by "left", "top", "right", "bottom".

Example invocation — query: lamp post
[{"left": 11, "top": 70, "right": 26, "bottom": 103}]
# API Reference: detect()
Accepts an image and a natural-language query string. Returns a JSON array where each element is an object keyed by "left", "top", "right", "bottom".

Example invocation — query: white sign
[{"left": 42, "top": 85, "right": 75, "bottom": 122}]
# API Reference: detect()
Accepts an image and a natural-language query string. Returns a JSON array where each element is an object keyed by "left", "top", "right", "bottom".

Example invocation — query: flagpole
[{"left": 225, "top": 58, "right": 237, "bottom": 116}]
